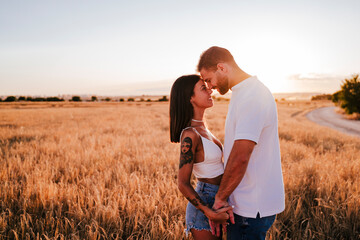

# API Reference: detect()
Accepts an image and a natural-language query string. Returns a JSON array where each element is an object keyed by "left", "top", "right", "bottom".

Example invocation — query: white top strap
[
  {"left": 179, "top": 126, "right": 194, "bottom": 142},
  {"left": 179, "top": 126, "right": 205, "bottom": 142}
]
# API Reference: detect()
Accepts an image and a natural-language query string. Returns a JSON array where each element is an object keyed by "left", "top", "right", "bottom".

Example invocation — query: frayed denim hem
[{"left": 185, "top": 226, "right": 211, "bottom": 238}]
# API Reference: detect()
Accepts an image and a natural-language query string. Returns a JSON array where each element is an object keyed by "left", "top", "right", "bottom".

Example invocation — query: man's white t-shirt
[{"left": 224, "top": 75, "right": 285, "bottom": 218}]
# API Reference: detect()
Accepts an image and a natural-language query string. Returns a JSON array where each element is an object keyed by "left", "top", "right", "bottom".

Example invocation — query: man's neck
[{"left": 229, "top": 69, "right": 252, "bottom": 89}]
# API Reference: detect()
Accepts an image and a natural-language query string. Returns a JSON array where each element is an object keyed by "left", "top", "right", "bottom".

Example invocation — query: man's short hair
[{"left": 197, "top": 46, "right": 235, "bottom": 72}]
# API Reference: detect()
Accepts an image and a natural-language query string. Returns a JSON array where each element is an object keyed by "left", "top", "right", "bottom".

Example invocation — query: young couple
[{"left": 169, "top": 47, "right": 285, "bottom": 240}]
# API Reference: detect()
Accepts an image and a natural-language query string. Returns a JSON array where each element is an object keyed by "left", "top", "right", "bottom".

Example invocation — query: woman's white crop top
[{"left": 180, "top": 127, "right": 224, "bottom": 178}]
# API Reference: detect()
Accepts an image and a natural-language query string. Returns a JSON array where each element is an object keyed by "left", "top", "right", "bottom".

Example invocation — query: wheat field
[{"left": 0, "top": 101, "right": 359, "bottom": 239}]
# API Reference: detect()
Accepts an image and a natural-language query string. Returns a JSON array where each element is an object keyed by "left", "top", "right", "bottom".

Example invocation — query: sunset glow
[{"left": 0, "top": 0, "right": 359, "bottom": 96}]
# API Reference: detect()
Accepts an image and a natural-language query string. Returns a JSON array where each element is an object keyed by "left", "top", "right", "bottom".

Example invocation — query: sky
[{"left": 1, "top": 0, "right": 359, "bottom": 96}]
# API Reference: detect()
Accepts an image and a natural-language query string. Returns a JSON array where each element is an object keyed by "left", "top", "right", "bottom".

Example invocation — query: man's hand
[
  {"left": 209, "top": 199, "right": 235, "bottom": 236},
  {"left": 213, "top": 198, "right": 235, "bottom": 224}
]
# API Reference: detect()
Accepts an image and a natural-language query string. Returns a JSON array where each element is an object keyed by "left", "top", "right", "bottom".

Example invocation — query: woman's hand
[
  {"left": 206, "top": 206, "right": 233, "bottom": 223},
  {"left": 206, "top": 206, "right": 234, "bottom": 237}
]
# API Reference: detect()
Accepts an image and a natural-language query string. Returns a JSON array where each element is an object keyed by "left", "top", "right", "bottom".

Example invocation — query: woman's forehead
[{"left": 196, "top": 79, "right": 206, "bottom": 87}]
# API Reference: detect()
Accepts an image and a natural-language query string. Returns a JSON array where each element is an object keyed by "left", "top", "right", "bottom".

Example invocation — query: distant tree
[
  {"left": 127, "top": 98, "right": 135, "bottom": 102},
  {"left": 105, "top": 97, "right": 111, "bottom": 102},
  {"left": 46, "top": 97, "right": 64, "bottom": 102},
  {"left": 26, "top": 97, "right": 33, "bottom": 101},
  {"left": 0, "top": 97, "right": 2, "bottom": 102},
  {"left": 332, "top": 90, "right": 342, "bottom": 104},
  {"left": 119, "top": 98, "right": 125, "bottom": 102},
  {"left": 71, "top": 96, "right": 82, "bottom": 102},
  {"left": 147, "top": 99, "right": 151, "bottom": 102},
  {"left": 18, "top": 96, "right": 26, "bottom": 101},
  {"left": 140, "top": 98, "right": 145, "bottom": 102},
  {"left": 158, "top": 96, "right": 168, "bottom": 102},
  {"left": 32, "top": 97, "right": 45, "bottom": 102},
  {"left": 332, "top": 74, "right": 360, "bottom": 114},
  {"left": 214, "top": 96, "right": 230, "bottom": 102},
  {"left": 91, "top": 96, "right": 97, "bottom": 101},
  {"left": 311, "top": 94, "right": 332, "bottom": 101},
  {"left": 4, "top": 96, "right": 16, "bottom": 102}
]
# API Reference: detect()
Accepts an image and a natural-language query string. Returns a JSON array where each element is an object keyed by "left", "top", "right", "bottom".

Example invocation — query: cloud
[
  {"left": 285, "top": 73, "right": 357, "bottom": 93},
  {"left": 288, "top": 73, "right": 345, "bottom": 82}
]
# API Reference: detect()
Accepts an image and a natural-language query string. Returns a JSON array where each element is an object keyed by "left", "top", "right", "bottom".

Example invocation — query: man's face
[{"left": 200, "top": 68, "right": 229, "bottom": 95}]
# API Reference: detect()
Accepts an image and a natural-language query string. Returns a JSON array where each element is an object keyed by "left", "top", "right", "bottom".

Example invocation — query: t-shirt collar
[{"left": 230, "top": 75, "right": 257, "bottom": 91}]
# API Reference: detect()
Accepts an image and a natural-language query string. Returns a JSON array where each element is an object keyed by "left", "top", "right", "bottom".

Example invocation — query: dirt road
[{"left": 306, "top": 106, "right": 360, "bottom": 137}]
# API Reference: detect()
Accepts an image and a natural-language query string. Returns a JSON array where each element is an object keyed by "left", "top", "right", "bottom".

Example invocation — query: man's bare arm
[{"left": 215, "top": 140, "right": 256, "bottom": 202}]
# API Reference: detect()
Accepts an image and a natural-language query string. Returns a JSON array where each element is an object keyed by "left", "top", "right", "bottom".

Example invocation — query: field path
[{"left": 306, "top": 106, "right": 360, "bottom": 137}]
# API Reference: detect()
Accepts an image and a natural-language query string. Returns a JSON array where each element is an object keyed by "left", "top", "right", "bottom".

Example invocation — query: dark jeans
[{"left": 227, "top": 213, "right": 276, "bottom": 240}]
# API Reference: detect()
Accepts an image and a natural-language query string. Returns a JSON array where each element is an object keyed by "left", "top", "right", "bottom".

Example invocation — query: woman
[{"left": 170, "top": 74, "right": 233, "bottom": 239}]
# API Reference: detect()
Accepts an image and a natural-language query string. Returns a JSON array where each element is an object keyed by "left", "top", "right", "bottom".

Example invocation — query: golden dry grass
[{"left": 0, "top": 101, "right": 359, "bottom": 239}]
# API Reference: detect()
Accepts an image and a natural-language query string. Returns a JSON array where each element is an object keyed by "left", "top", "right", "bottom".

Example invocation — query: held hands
[
  {"left": 208, "top": 199, "right": 235, "bottom": 237},
  {"left": 206, "top": 205, "right": 233, "bottom": 223}
]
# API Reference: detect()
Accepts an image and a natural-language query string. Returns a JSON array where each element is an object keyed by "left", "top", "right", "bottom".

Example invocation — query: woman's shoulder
[{"left": 180, "top": 127, "right": 200, "bottom": 143}]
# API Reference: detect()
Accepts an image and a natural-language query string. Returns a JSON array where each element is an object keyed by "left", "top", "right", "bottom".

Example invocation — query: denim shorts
[{"left": 185, "top": 181, "right": 219, "bottom": 236}]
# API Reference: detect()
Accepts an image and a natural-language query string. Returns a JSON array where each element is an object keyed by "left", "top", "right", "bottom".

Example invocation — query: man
[{"left": 197, "top": 46, "right": 285, "bottom": 239}]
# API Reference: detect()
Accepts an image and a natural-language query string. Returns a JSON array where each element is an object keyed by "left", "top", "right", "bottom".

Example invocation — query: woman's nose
[{"left": 208, "top": 88, "right": 213, "bottom": 95}]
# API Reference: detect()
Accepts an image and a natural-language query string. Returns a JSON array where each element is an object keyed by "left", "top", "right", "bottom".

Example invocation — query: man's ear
[{"left": 217, "top": 63, "right": 227, "bottom": 73}]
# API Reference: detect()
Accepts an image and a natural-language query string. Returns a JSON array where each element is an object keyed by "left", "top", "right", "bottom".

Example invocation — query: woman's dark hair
[{"left": 170, "top": 74, "right": 201, "bottom": 143}]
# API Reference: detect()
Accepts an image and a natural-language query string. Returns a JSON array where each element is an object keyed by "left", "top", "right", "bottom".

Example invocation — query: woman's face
[{"left": 190, "top": 80, "right": 213, "bottom": 109}]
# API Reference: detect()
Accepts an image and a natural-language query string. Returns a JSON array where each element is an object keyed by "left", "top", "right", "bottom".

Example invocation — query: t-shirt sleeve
[{"left": 234, "top": 98, "right": 267, "bottom": 144}]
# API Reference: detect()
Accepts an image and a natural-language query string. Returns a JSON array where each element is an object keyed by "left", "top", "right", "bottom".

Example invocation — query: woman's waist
[{"left": 197, "top": 174, "right": 222, "bottom": 186}]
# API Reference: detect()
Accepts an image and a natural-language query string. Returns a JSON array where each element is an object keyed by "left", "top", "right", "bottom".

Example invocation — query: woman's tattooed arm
[
  {"left": 178, "top": 133, "right": 211, "bottom": 214},
  {"left": 186, "top": 195, "right": 207, "bottom": 212},
  {"left": 179, "top": 137, "right": 194, "bottom": 169}
]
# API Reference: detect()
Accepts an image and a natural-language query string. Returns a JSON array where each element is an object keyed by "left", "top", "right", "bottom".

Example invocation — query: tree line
[{"left": 0, "top": 95, "right": 169, "bottom": 102}]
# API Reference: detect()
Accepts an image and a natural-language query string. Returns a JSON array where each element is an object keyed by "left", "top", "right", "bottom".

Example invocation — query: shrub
[
  {"left": 214, "top": 96, "right": 230, "bottom": 102},
  {"left": 18, "top": 96, "right": 26, "bottom": 101},
  {"left": 91, "top": 96, "right": 97, "bottom": 102},
  {"left": 71, "top": 96, "right": 82, "bottom": 102},
  {"left": 32, "top": 97, "right": 45, "bottom": 102},
  {"left": 4, "top": 96, "right": 16, "bottom": 102},
  {"left": 311, "top": 94, "right": 332, "bottom": 101},
  {"left": 127, "top": 98, "right": 135, "bottom": 102},
  {"left": 332, "top": 90, "right": 342, "bottom": 103},
  {"left": 332, "top": 74, "right": 360, "bottom": 114},
  {"left": 119, "top": 98, "right": 125, "bottom": 102},
  {"left": 46, "top": 97, "right": 64, "bottom": 102},
  {"left": 158, "top": 96, "right": 168, "bottom": 102}
]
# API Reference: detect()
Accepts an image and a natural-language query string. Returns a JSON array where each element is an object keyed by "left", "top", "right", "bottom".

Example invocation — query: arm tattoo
[
  {"left": 179, "top": 137, "right": 194, "bottom": 169},
  {"left": 186, "top": 195, "right": 206, "bottom": 213}
]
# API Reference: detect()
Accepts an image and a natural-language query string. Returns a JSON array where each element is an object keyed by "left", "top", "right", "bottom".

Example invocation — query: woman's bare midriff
[{"left": 197, "top": 174, "right": 222, "bottom": 185}]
